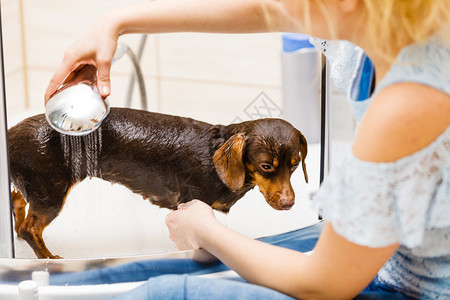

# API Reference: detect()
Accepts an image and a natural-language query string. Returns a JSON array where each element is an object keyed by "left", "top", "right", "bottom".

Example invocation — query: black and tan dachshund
[{"left": 9, "top": 107, "right": 308, "bottom": 259}]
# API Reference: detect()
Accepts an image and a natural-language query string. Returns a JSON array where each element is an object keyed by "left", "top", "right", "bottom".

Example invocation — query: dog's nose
[
  {"left": 277, "top": 186, "right": 295, "bottom": 210},
  {"left": 279, "top": 198, "right": 294, "bottom": 210}
]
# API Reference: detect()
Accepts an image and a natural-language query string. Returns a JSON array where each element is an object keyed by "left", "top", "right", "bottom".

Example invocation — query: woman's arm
[
  {"left": 200, "top": 218, "right": 400, "bottom": 299},
  {"left": 45, "top": 0, "right": 300, "bottom": 101},
  {"left": 167, "top": 201, "right": 398, "bottom": 299},
  {"left": 113, "top": 0, "right": 299, "bottom": 35}
]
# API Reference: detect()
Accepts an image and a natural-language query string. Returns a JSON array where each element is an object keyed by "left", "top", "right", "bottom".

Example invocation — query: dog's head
[{"left": 212, "top": 119, "right": 308, "bottom": 210}]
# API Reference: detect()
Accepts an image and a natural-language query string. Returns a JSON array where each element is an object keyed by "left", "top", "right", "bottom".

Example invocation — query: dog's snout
[
  {"left": 278, "top": 184, "right": 295, "bottom": 210},
  {"left": 279, "top": 196, "right": 294, "bottom": 210},
  {"left": 265, "top": 188, "right": 295, "bottom": 210}
]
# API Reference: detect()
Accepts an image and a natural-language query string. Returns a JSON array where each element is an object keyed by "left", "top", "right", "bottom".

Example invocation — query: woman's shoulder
[
  {"left": 313, "top": 120, "right": 450, "bottom": 248},
  {"left": 353, "top": 82, "right": 450, "bottom": 163}
]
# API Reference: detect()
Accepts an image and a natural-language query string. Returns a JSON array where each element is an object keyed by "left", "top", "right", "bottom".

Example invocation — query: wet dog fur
[{"left": 8, "top": 107, "right": 308, "bottom": 258}]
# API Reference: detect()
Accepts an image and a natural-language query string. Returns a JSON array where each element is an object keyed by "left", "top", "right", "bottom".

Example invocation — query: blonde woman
[{"left": 46, "top": 0, "right": 449, "bottom": 299}]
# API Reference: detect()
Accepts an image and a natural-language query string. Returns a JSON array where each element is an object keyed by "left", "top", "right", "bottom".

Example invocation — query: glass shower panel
[{"left": 0, "top": 8, "right": 14, "bottom": 259}]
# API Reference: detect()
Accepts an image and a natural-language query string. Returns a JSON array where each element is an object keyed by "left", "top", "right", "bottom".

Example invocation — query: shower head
[
  {"left": 45, "top": 44, "right": 128, "bottom": 136},
  {"left": 45, "top": 65, "right": 110, "bottom": 136}
]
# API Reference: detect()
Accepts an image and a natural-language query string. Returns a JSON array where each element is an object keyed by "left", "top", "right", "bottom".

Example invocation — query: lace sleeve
[
  {"left": 312, "top": 128, "right": 450, "bottom": 248},
  {"left": 309, "top": 38, "right": 364, "bottom": 94}
]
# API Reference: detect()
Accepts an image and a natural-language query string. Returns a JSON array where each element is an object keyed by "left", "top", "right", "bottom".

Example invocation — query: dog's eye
[
  {"left": 291, "top": 163, "right": 299, "bottom": 171},
  {"left": 259, "top": 163, "right": 275, "bottom": 173}
]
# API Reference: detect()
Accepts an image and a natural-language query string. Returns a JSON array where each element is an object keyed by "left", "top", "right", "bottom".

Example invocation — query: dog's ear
[
  {"left": 213, "top": 133, "right": 246, "bottom": 192},
  {"left": 298, "top": 130, "right": 309, "bottom": 183}
]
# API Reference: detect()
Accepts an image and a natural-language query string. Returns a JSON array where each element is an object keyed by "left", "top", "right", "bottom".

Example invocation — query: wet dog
[{"left": 9, "top": 107, "right": 308, "bottom": 258}]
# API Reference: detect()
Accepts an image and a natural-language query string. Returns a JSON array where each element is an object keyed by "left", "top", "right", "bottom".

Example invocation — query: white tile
[
  {"left": 159, "top": 32, "right": 282, "bottom": 87},
  {"left": 114, "top": 34, "right": 158, "bottom": 77},
  {"left": 109, "top": 72, "right": 158, "bottom": 111},
  {"left": 0, "top": 0, "right": 21, "bottom": 22},
  {"left": 4, "top": 72, "right": 27, "bottom": 120},
  {"left": 159, "top": 79, "right": 282, "bottom": 124},
  {"left": 23, "top": 69, "right": 52, "bottom": 111},
  {"left": 1, "top": 0, "right": 23, "bottom": 75},
  {"left": 21, "top": 0, "right": 147, "bottom": 70}
]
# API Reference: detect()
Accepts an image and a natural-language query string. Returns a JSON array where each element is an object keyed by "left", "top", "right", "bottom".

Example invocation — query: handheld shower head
[
  {"left": 45, "top": 44, "right": 128, "bottom": 136},
  {"left": 45, "top": 65, "right": 110, "bottom": 136}
]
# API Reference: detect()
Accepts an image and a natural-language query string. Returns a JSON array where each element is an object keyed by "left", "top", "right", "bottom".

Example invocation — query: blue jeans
[
  {"left": 112, "top": 275, "right": 410, "bottom": 300},
  {"left": 112, "top": 275, "right": 296, "bottom": 300},
  {"left": 50, "top": 222, "right": 409, "bottom": 299}
]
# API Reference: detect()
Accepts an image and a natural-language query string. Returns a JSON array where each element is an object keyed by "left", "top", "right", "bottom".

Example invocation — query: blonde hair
[
  {"left": 361, "top": 0, "right": 450, "bottom": 61},
  {"left": 300, "top": 0, "right": 450, "bottom": 62}
]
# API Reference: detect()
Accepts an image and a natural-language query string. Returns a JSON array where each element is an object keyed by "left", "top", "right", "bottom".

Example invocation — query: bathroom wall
[
  {"left": 1, "top": 0, "right": 287, "bottom": 127},
  {"left": 1, "top": 0, "right": 354, "bottom": 137}
]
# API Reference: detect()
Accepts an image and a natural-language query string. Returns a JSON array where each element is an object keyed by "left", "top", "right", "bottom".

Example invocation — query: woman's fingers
[
  {"left": 95, "top": 56, "right": 112, "bottom": 98},
  {"left": 166, "top": 200, "right": 216, "bottom": 250},
  {"left": 44, "top": 57, "right": 81, "bottom": 103},
  {"left": 45, "top": 18, "right": 118, "bottom": 102},
  {"left": 177, "top": 199, "right": 201, "bottom": 210}
]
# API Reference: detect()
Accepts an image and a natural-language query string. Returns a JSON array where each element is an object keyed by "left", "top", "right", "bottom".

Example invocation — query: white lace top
[{"left": 311, "top": 32, "right": 450, "bottom": 299}]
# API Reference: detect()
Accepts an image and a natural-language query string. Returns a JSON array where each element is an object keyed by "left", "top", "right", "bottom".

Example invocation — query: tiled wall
[
  {"left": 1, "top": 0, "right": 285, "bottom": 126},
  {"left": 1, "top": 0, "right": 355, "bottom": 137}
]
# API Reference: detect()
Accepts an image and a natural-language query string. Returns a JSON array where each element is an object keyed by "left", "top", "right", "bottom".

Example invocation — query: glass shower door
[{"left": 0, "top": 7, "right": 14, "bottom": 259}]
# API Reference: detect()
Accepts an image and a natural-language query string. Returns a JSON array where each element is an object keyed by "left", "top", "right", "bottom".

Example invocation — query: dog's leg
[
  {"left": 11, "top": 189, "right": 27, "bottom": 236},
  {"left": 18, "top": 205, "right": 64, "bottom": 259},
  {"left": 17, "top": 185, "right": 72, "bottom": 259}
]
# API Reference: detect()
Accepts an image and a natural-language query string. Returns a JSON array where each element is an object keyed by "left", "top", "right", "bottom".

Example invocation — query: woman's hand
[
  {"left": 165, "top": 200, "right": 218, "bottom": 250},
  {"left": 44, "top": 13, "right": 119, "bottom": 103}
]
